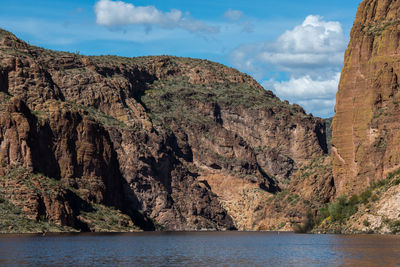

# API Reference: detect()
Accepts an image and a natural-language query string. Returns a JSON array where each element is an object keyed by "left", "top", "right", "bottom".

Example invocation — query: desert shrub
[
  {"left": 320, "top": 195, "right": 359, "bottom": 224},
  {"left": 388, "top": 168, "right": 400, "bottom": 180},
  {"left": 373, "top": 179, "right": 388, "bottom": 189},
  {"left": 317, "top": 168, "right": 400, "bottom": 230},
  {"left": 319, "top": 207, "right": 330, "bottom": 220},
  {"left": 320, "top": 194, "right": 359, "bottom": 224},
  {"left": 348, "top": 195, "right": 360, "bottom": 206},
  {"left": 360, "top": 190, "right": 372, "bottom": 204},
  {"left": 389, "top": 220, "right": 400, "bottom": 234}
]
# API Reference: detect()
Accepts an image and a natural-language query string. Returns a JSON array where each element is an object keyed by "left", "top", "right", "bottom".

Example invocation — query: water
[{"left": 0, "top": 232, "right": 399, "bottom": 266}]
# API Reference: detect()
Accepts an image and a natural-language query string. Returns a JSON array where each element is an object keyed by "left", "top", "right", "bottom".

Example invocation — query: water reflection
[
  {"left": 330, "top": 234, "right": 400, "bottom": 266},
  {"left": 0, "top": 232, "right": 399, "bottom": 266}
]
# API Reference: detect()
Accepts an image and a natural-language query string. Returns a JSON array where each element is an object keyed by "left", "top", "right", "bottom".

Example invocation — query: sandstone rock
[{"left": 332, "top": 0, "right": 400, "bottom": 196}]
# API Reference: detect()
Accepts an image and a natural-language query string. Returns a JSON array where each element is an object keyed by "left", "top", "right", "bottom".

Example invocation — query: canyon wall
[{"left": 332, "top": 0, "right": 400, "bottom": 196}]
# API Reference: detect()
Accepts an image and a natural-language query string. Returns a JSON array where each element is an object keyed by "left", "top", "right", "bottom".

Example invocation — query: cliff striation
[
  {"left": 303, "top": 0, "right": 400, "bottom": 234},
  {"left": 332, "top": 0, "right": 400, "bottom": 196},
  {"left": 0, "top": 29, "right": 329, "bottom": 232}
]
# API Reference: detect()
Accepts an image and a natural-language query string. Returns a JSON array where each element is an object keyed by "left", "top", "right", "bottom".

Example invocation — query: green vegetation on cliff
[
  {"left": 141, "top": 74, "right": 306, "bottom": 129},
  {"left": 314, "top": 168, "right": 400, "bottom": 234},
  {"left": 0, "top": 167, "right": 140, "bottom": 233},
  {"left": 0, "top": 197, "right": 75, "bottom": 234}
]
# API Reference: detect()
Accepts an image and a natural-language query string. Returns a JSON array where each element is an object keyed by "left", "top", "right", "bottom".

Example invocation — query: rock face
[
  {"left": 332, "top": 0, "right": 400, "bottom": 196},
  {"left": 257, "top": 155, "right": 335, "bottom": 231},
  {"left": 0, "top": 29, "right": 328, "bottom": 231}
]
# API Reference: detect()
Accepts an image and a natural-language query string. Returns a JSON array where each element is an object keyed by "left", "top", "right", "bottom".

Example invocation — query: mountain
[{"left": 0, "top": 29, "right": 330, "bottom": 232}]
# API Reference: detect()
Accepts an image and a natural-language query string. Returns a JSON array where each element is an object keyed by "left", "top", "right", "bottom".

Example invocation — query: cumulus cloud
[
  {"left": 232, "top": 15, "right": 346, "bottom": 74},
  {"left": 95, "top": 0, "right": 219, "bottom": 34},
  {"left": 264, "top": 15, "right": 345, "bottom": 71},
  {"left": 278, "top": 15, "right": 346, "bottom": 54},
  {"left": 262, "top": 73, "right": 340, "bottom": 117},
  {"left": 224, "top": 9, "right": 243, "bottom": 22},
  {"left": 230, "top": 15, "right": 347, "bottom": 117},
  {"left": 266, "top": 73, "right": 340, "bottom": 100}
]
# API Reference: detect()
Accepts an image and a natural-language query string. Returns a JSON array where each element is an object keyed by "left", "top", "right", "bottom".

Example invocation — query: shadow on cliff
[
  {"left": 0, "top": 68, "right": 9, "bottom": 94},
  {"left": 258, "top": 166, "right": 280, "bottom": 193},
  {"left": 11, "top": 100, "right": 156, "bottom": 231}
]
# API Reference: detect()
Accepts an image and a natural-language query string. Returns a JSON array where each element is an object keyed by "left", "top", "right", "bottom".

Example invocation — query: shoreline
[{"left": 0, "top": 230, "right": 398, "bottom": 237}]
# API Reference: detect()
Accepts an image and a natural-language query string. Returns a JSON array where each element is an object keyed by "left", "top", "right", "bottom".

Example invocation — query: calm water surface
[{"left": 0, "top": 232, "right": 399, "bottom": 266}]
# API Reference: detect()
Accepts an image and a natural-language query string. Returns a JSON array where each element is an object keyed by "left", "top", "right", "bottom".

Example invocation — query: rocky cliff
[
  {"left": 0, "top": 29, "right": 329, "bottom": 232},
  {"left": 332, "top": 0, "right": 400, "bottom": 196},
  {"left": 319, "top": 0, "right": 400, "bottom": 234}
]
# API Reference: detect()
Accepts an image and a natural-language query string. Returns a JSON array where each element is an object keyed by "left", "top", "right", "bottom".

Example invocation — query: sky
[{"left": 0, "top": 0, "right": 362, "bottom": 118}]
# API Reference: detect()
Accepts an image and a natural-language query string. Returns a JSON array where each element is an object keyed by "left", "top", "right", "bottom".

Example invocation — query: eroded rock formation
[{"left": 0, "top": 29, "right": 329, "bottom": 231}]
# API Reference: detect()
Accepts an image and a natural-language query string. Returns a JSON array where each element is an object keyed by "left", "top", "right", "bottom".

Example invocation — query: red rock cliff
[{"left": 332, "top": 0, "right": 400, "bottom": 195}]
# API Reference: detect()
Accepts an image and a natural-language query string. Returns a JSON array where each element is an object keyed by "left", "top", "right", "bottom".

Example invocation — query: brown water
[{"left": 0, "top": 232, "right": 399, "bottom": 266}]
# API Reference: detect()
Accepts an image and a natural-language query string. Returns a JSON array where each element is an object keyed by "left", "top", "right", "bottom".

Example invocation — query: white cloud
[
  {"left": 297, "top": 99, "right": 337, "bottom": 118},
  {"left": 262, "top": 75, "right": 338, "bottom": 117},
  {"left": 262, "top": 73, "right": 340, "bottom": 117},
  {"left": 232, "top": 15, "right": 346, "bottom": 74},
  {"left": 230, "top": 15, "right": 347, "bottom": 117},
  {"left": 277, "top": 15, "right": 345, "bottom": 54},
  {"left": 94, "top": 0, "right": 219, "bottom": 34},
  {"left": 224, "top": 9, "right": 243, "bottom": 22},
  {"left": 258, "top": 51, "right": 344, "bottom": 70},
  {"left": 266, "top": 72, "right": 340, "bottom": 100}
]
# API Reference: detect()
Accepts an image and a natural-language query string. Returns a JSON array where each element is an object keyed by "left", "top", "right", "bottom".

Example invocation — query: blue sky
[{"left": 0, "top": 0, "right": 362, "bottom": 118}]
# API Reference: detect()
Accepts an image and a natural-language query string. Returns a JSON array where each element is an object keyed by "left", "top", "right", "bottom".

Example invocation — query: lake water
[{"left": 0, "top": 232, "right": 399, "bottom": 266}]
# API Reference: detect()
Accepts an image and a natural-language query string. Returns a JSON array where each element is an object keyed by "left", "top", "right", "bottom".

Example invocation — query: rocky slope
[
  {"left": 0, "top": 29, "right": 329, "bottom": 232},
  {"left": 314, "top": 168, "right": 400, "bottom": 235},
  {"left": 332, "top": 0, "right": 400, "bottom": 196},
  {"left": 257, "top": 155, "right": 335, "bottom": 231}
]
